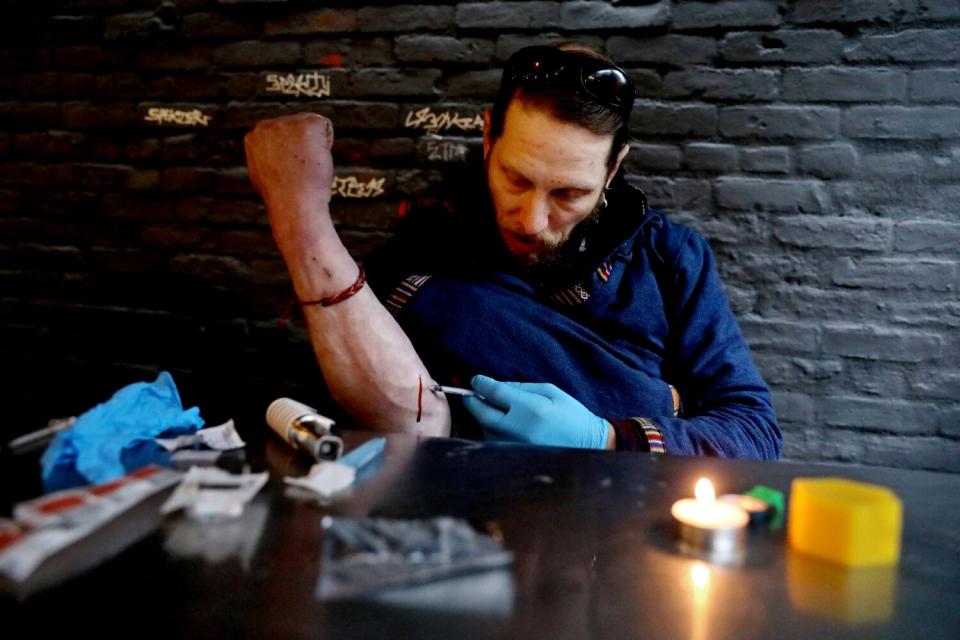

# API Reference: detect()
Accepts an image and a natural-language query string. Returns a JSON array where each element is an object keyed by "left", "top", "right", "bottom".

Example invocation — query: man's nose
[{"left": 517, "top": 192, "right": 549, "bottom": 235}]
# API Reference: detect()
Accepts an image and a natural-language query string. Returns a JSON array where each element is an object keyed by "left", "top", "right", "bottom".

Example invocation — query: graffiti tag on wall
[
  {"left": 265, "top": 72, "right": 332, "bottom": 99},
  {"left": 424, "top": 140, "right": 469, "bottom": 162},
  {"left": 404, "top": 107, "right": 483, "bottom": 135},
  {"left": 144, "top": 107, "right": 211, "bottom": 126},
  {"left": 331, "top": 176, "right": 385, "bottom": 198}
]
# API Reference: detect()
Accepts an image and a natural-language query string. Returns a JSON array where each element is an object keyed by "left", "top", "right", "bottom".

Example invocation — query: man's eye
[
  {"left": 557, "top": 190, "right": 587, "bottom": 201},
  {"left": 506, "top": 174, "right": 529, "bottom": 189}
]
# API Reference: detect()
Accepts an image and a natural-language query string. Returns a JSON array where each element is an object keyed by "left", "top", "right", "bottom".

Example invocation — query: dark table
[{"left": 2, "top": 423, "right": 958, "bottom": 639}]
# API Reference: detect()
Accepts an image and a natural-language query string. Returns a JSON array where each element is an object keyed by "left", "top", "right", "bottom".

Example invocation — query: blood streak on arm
[{"left": 417, "top": 375, "right": 423, "bottom": 422}]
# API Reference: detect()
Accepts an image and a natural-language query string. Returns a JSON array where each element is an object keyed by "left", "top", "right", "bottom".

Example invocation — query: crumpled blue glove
[
  {"left": 462, "top": 375, "right": 609, "bottom": 449},
  {"left": 41, "top": 371, "right": 204, "bottom": 492}
]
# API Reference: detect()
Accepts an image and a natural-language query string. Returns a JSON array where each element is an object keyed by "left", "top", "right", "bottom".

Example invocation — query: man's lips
[{"left": 503, "top": 231, "right": 538, "bottom": 253}]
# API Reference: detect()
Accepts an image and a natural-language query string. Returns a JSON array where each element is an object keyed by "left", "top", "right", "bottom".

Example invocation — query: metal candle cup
[{"left": 671, "top": 479, "right": 749, "bottom": 556}]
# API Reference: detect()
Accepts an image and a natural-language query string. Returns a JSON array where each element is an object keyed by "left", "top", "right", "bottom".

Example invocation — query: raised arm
[{"left": 244, "top": 113, "right": 450, "bottom": 437}]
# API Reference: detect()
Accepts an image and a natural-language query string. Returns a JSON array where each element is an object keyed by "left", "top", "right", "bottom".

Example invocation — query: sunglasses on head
[{"left": 502, "top": 46, "right": 635, "bottom": 117}]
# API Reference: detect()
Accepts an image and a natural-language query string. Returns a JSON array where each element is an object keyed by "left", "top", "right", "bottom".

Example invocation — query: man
[{"left": 244, "top": 43, "right": 781, "bottom": 458}]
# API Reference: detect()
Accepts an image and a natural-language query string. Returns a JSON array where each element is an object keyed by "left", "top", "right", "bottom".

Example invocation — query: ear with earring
[{"left": 600, "top": 189, "right": 609, "bottom": 209}]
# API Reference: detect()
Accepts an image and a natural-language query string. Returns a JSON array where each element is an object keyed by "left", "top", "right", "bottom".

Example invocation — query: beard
[
  {"left": 501, "top": 194, "right": 603, "bottom": 287},
  {"left": 502, "top": 195, "right": 605, "bottom": 273}
]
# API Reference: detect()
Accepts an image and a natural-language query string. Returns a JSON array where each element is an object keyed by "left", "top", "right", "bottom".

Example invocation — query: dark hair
[{"left": 489, "top": 43, "right": 634, "bottom": 170}]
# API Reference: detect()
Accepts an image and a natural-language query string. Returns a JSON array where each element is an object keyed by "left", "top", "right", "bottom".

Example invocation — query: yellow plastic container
[{"left": 788, "top": 477, "right": 902, "bottom": 567}]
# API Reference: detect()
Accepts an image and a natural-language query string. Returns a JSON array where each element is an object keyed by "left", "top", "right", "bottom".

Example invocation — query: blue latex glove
[
  {"left": 462, "top": 375, "right": 609, "bottom": 449},
  {"left": 41, "top": 371, "right": 204, "bottom": 492}
]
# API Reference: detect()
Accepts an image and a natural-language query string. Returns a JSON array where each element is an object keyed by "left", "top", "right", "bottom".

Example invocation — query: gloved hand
[{"left": 462, "top": 375, "right": 610, "bottom": 449}]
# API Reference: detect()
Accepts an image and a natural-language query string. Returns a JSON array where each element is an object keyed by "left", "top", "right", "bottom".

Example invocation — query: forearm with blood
[{"left": 282, "top": 210, "right": 451, "bottom": 437}]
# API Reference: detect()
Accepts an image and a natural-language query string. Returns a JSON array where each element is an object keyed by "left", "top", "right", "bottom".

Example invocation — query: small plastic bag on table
[{"left": 315, "top": 515, "right": 513, "bottom": 606}]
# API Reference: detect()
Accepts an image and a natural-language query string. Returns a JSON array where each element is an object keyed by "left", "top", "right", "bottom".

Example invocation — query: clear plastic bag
[{"left": 316, "top": 516, "right": 513, "bottom": 601}]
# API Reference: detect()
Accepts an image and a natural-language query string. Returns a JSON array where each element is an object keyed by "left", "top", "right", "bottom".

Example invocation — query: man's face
[{"left": 484, "top": 100, "right": 618, "bottom": 267}]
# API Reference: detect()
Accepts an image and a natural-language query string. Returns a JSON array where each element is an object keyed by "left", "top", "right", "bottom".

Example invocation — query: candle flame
[
  {"left": 694, "top": 478, "right": 715, "bottom": 504},
  {"left": 691, "top": 562, "right": 710, "bottom": 591}
]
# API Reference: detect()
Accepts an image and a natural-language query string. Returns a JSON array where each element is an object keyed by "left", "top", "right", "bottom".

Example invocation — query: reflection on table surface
[{"left": 2, "top": 430, "right": 959, "bottom": 640}]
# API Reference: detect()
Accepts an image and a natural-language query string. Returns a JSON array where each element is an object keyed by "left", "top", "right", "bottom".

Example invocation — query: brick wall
[{"left": 1, "top": 0, "right": 957, "bottom": 472}]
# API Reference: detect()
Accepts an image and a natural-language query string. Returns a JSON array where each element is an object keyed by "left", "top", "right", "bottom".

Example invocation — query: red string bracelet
[{"left": 300, "top": 264, "right": 366, "bottom": 308}]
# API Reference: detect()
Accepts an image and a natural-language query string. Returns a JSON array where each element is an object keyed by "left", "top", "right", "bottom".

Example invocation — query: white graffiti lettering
[
  {"left": 425, "top": 140, "right": 469, "bottom": 162},
  {"left": 331, "top": 176, "right": 385, "bottom": 199},
  {"left": 404, "top": 107, "right": 483, "bottom": 135},
  {"left": 265, "top": 72, "right": 332, "bottom": 99},
  {"left": 144, "top": 107, "right": 211, "bottom": 127}
]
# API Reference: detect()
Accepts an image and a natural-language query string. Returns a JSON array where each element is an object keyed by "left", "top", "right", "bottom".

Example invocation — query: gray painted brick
[
  {"left": 303, "top": 38, "right": 394, "bottom": 68},
  {"left": 894, "top": 220, "right": 960, "bottom": 253},
  {"left": 675, "top": 1, "right": 782, "bottom": 30},
  {"left": 627, "top": 176, "right": 712, "bottom": 213},
  {"left": 357, "top": 5, "right": 453, "bottom": 32},
  {"left": 702, "top": 217, "right": 766, "bottom": 249},
  {"left": 940, "top": 408, "right": 960, "bottom": 438},
  {"left": 860, "top": 151, "right": 925, "bottom": 178},
  {"left": 624, "top": 69, "right": 662, "bottom": 98},
  {"left": 832, "top": 257, "right": 956, "bottom": 292},
  {"left": 715, "top": 250, "right": 815, "bottom": 284},
  {"left": 264, "top": 9, "right": 356, "bottom": 35},
  {"left": 823, "top": 325, "right": 943, "bottom": 363},
  {"left": 783, "top": 67, "right": 907, "bottom": 102},
  {"left": 662, "top": 69, "right": 779, "bottom": 101},
  {"left": 560, "top": 1, "right": 671, "bottom": 30},
  {"left": 910, "top": 371, "right": 960, "bottom": 401},
  {"left": 170, "top": 254, "right": 251, "bottom": 281},
  {"left": 395, "top": 36, "right": 495, "bottom": 64},
  {"left": 720, "top": 30, "right": 843, "bottom": 64},
  {"left": 797, "top": 143, "right": 859, "bottom": 179},
  {"left": 719, "top": 106, "right": 840, "bottom": 139},
  {"left": 607, "top": 35, "right": 716, "bottom": 65},
  {"left": 182, "top": 12, "right": 260, "bottom": 39},
  {"left": 683, "top": 143, "right": 738, "bottom": 172},
  {"left": 213, "top": 41, "right": 300, "bottom": 68},
  {"left": 740, "top": 317, "right": 820, "bottom": 353},
  {"left": 845, "top": 29, "right": 960, "bottom": 62},
  {"left": 903, "top": 0, "right": 960, "bottom": 21},
  {"left": 859, "top": 436, "right": 960, "bottom": 474},
  {"left": 740, "top": 147, "right": 789, "bottom": 174},
  {"left": 446, "top": 69, "right": 502, "bottom": 97},
  {"left": 781, "top": 426, "right": 865, "bottom": 465},
  {"left": 754, "top": 354, "right": 843, "bottom": 386},
  {"left": 820, "top": 395, "right": 941, "bottom": 433},
  {"left": 624, "top": 143, "right": 683, "bottom": 172},
  {"left": 456, "top": 2, "right": 560, "bottom": 29},
  {"left": 910, "top": 69, "right": 960, "bottom": 103},
  {"left": 715, "top": 177, "right": 829, "bottom": 213},
  {"left": 104, "top": 11, "right": 167, "bottom": 41},
  {"left": 63, "top": 102, "right": 137, "bottom": 128},
  {"left": 346, "top": 69, "right": 441, "bottom": 98},
  {"left": 773, "top": 391, "right": 815, "bottom": 423},
  {"left": 136, "top": 47, "right": 212, "bottom": 71},
  {"left": 630, "top": 101, "right": 717, "bottom": 137},
  {"left": 831, "top": 179, "right": 960, "bottom": 217},
  {"left": 843, "top": 361, "right": 910, "bottom": 398},
  {"left": 725, "top": 285, "right": 756, "bottom": 316},
  {"left": 773, "top": 216, "right": 891, "bottom": 251},
  {"left": 789, "top": 0, "right": 901, "bottom": 24},
  {"left": 933, "top": 147, "right": 960, "bottom": 179},
  {"left": 496, "top": 34, "right": 605, "bottom": 60},
  {"left": 844, "top": 106, "right": 960, "bottom": 140}
]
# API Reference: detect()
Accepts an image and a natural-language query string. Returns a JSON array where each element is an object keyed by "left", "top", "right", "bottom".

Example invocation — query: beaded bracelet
[{"left": 300, "top": 264, "right": 366, "bottom": 308}]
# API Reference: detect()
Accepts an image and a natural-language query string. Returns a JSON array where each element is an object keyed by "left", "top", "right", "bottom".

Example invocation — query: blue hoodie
[{"left": 365, "top": 177, "right": 781, "bottom": 459}]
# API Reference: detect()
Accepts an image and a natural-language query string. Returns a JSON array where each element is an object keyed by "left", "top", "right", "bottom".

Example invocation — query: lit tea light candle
[
  {"left": 718, "top": 493, "right": 772, "bottom": 523},
  {"left": 671, "top": 478, "right": 749, "bottom": 555}
]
